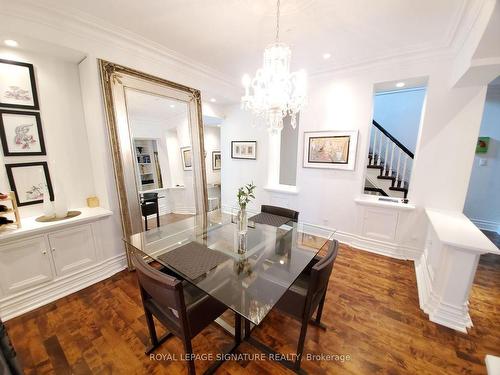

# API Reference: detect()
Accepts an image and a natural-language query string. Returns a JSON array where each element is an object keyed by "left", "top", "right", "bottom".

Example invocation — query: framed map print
[
  {"left": 5, "top": 162, "right": 54, "bottom": 206},
  {"left": 0, "top": 109, "right": 46, "bottom": 156},
  {"left": 303, "top": 130, "right": 358, "bottom": 170},
  {"left": 0, "top": 59, "right": 39, "bottom": 110}
]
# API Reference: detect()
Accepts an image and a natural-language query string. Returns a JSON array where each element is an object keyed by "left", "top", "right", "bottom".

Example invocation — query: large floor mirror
[{"left": 99, "top": 60, "right": 207, "bottom": 269}]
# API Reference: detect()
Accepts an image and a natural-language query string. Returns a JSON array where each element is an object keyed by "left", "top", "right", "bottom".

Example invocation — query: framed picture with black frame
[
  {"left": 5, "top": 162, "right": 54, "bottom": 206},
  {"left": 0, "top": 58, "right": 39, "bottom": 110},
  {"left": 212, "top": 151, "right": 221, "bottom": 170},
  {"left": 0, "top": 109, "right": 46, "bottom": 156}
]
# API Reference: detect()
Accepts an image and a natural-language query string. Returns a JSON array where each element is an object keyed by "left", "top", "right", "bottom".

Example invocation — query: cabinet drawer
[
  {"left": 0, "top": 236, "right": 53, "bottom": 295},
  {"left": 48, "top": 225, "right": 97, "bottom": 276}
]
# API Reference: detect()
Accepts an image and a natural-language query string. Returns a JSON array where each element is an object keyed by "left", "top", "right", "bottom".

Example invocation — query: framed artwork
[
  {"left": 231, "top": 141, "right": 257, "bottom": 160},
  {"left": 180, "top": 146, "right": 192, "bottom": 170},
  {"left": 303, "top": 130, "right": 358, "bottom": 170},
  {"left": 0, "top": 110, "right": 46, "bottom": 156},
  {"left": 212, "top": 151, "right": 221, "bottom": 170},
  {"left": 5, "top": 162, "right": 54, "bottom": 206},
  {"left": 0, "top": 59, "right": 39, "bottom": 110},
  {"left": 476, "top": 137, "right": 490, "bottom": 154}
]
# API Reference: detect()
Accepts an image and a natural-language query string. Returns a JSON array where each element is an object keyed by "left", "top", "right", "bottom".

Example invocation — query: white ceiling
[{"left": 33, "top": 0, "right": 470, "bottom": 81}]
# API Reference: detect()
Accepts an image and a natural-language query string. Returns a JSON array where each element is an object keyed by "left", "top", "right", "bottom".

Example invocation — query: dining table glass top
[{"left": 125, "top": 210, "right": 335, "bottom": 325}]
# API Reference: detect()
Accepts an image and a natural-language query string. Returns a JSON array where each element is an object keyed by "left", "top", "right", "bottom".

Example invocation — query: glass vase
[{"left": 238, "top": 208, "right": 248, "bottom": 234}]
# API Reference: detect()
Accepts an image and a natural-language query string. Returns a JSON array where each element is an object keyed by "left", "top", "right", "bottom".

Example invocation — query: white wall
[
  {"left": 373, "top": 88, "right": 426, "bottom": 153},
  {"left": 220, "top": 57, "right": 488, "bottom": 254},
  {"left": 204, "top": 126, "right": 221, "bottom": 185},
  {"left": 464, "top": 86, "right": 500, "bottom": 232},
  {"left": 0, "top": 48, "right": 94, "bottom": 218}
]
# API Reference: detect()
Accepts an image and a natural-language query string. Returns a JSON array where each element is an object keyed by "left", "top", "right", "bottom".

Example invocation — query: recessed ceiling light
[
  {"left": 210, "top": 98, "right": 216, "bottom": 103},
  {"left": 396, "top": 82, "right": 405, "bottom": 88},
  {"left": 4, "top": 39, "right": 18, "bottom": 47},
  {"left": 217, "top": 124, "right": 221, "bottom": 127},
  {"left": 169, "top": 104, "right": 175, "bottom": 108},
  {"left": 322, "top": 53, "right": 331, "bottom": 60}
]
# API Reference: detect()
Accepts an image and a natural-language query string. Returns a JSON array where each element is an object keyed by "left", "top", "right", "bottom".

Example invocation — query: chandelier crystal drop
[{"left": 241, "top": 0, "right": 307, "bottom": 133}]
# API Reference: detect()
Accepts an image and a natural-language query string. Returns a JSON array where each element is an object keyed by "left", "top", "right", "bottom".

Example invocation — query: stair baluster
[
  {"left": 383, "top": 136, "right": 390, "bottom": 176},
  {"left": 401, "top": 155, "right": 408, "bottom": 188},
  {"left": 371, "top": 128, "right": 377, "bottom": 166},
  {"left": 377, "top": 131, "right": 383, "bottom": 166},
  {"left": 389, "top": 142, "right": 395, "bottom": 178},
  {"left": 395, "top": 148, "right": 402, "bottom": 183}
]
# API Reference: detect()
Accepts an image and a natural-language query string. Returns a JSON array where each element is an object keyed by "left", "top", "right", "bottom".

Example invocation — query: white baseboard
[
  {"left": 414, "top": 254, "right": 472, "bottom": 333},
  {"left": 290, "top": 222, "right": 421, "bottom": 261},
  {"left": 173, "top": 206, "right": 196, "bottom": 215},
  {"left": 470, "top": 218, "right": 500, "bottom": 234},
  {"left": 0, "top": 253, "right": 127, "bottom": 321}
]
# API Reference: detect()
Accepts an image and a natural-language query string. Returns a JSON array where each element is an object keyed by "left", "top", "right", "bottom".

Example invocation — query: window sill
[
  {"left": 355, "top": 196, "right": 416, "bottom": 210},
  {"left": 264, "top": 185, "right": 299, "bottom": 195}
]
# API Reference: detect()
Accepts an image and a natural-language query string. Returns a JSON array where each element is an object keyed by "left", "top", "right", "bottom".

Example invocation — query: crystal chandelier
[{"left": 241, "top": 0, "right": 307, "bottom": 133}]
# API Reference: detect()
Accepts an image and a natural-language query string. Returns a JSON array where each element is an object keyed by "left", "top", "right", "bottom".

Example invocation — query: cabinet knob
[
  {"left": 42, "top": 250, "right": 47, "bottom": 255},
  {"left": 51, "top": 248, "right": 56, "bottom": 252}
]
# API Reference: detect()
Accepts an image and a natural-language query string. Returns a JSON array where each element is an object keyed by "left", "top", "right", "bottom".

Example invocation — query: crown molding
[
  {"left": 0, "top": 0, "right": 488, "bottom": 89},
  {"left": 0, "top": 0, "right": 240, "bottom": 93}
]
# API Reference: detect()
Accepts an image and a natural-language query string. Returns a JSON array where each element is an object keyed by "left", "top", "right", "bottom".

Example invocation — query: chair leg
[
  {"left": 183, "top": 338, "right": 196, "bottom": 375},
  {"left": 294, "top": 316, "right": 309, "bottom": 370},
  {"left": 315, "top": 291, "right": 326, "bottom": 324},
  {"left": 145, "top": 309, "right": 158, "bottom": 346},
  {"left": 156, "top": 211, "right": 160, "bottom": 228},
  {"left": 144, "top": 215, "right": 148, "bottom": 231}
]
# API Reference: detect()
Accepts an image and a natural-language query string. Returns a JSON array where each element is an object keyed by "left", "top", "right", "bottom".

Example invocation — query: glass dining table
[{"left": 125, "top": 210, "right": 334, "bottom": 373}]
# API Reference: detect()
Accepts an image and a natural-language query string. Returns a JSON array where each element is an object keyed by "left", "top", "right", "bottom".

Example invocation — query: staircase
[{"left": 364, "top": 120, "right": 414, "bottom": 199}]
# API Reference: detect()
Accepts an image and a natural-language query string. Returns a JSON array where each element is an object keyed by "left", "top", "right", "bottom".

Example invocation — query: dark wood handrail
[{"left": 372, "top": 120, "right": 414, "bottom": 159}]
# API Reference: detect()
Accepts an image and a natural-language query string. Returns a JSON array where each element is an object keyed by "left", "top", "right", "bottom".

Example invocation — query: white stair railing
[{"left": 368, "top": 120, "right": 414, "bottom": 194}]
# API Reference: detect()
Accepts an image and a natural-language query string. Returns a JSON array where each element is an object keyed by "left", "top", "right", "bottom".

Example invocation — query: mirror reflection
[{"left": 125, "top": 89, "right": 195, "bottom": 230}]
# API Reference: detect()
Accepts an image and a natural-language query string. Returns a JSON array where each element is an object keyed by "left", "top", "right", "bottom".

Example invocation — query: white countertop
[
  {"left": 0, "top": 207, "right": 113, "bottom": 242},
  {"left": 426, "top": 208, "right": 499, "bottom": 254}
]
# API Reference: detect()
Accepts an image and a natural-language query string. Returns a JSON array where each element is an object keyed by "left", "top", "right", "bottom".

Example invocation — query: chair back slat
[
  {"left": 309, "top": 240, "right": 339, "bottom": 299},
  {"left": 132, "top": 252, "right": 186, "bottom": 327},
  {"left": 261, "top": 205, "right": 299, "bottom": 222}
]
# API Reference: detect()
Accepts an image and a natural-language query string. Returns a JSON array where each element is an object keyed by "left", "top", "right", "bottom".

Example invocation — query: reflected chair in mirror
[
  {"left": 141, "top": 192, "right": 159, "bottom": 231},
  {"left": 274, "top": 239, "right": 339, "bottom": 370},
  {"left": 132, "top": 251, "right": 236, "bottom": 375},
  {"left": 261, "top": 205, "right": 299, "bottom": 222}
]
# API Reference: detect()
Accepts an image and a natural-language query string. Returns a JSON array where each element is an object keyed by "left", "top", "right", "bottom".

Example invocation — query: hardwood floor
[
  {"left": 145, "top": 213, "right": 194, "bottom": 230},
  {"left": 5, "top": 244, "right": 500, "bottom": 374}
]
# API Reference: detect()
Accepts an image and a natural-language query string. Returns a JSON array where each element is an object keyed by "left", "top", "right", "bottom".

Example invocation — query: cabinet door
[
  {"left": 48, "top": 225, "right": 97, "bottom": 276},
  {"left": 0, "top": 236, "right": 53, "bottom": 296}
]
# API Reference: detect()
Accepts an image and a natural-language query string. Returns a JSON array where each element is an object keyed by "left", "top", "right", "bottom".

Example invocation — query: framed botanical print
[
  {"left": 5, "top": 162, "right": 54, "bottom": 206},
  {"left": 212, "top": 151, "right": 221, "bottom": 170},
  {"left": 0, "top": 110, "right": 46, "bottom": 156},
  {"left": 0, "top": 59, "right": 39, "bottom": 110},
  {"left": 231, "top": 141, "right": 257, "bottom": 160},
  {"left": 180, "top": 146, "right": 192, "bottom": 170},
  {"left": 303, "top": 130, "right": 358, "bottom": 170}
]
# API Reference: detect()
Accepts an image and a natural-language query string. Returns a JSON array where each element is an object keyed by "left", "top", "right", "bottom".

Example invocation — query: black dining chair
[
  {"left": 141, "top": 192, "right": 159, "bottom": 231},
  {"left": 274, "top": 239, "right": 339, "bottom": 370},
  {"left": 132, "top": 251, "right": 233, "bottom": 375},
  {"left": 261, "top": 205, "right": 299, "bottom": 222}
]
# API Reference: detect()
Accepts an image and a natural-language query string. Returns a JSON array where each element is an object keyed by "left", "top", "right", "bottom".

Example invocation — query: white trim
[
  {"left": 0, "top": 253, "right": 127, "bottom": 321},
  {"left": 414, "top": 255, "right": 472, "bottom": 333},
  {"left": 469, "top": 218, "right": 500, "bottom": 234},
  {"left": 355, "top": 196, "right": 416, "bottom": 210},
  {"left": 263, "top": 185, "right": 299, "bottom": 195}
]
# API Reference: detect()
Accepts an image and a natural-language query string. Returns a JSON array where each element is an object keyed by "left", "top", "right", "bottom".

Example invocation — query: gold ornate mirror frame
[{"left": 99, "top": 60, "right": 208, "bottom": 269}]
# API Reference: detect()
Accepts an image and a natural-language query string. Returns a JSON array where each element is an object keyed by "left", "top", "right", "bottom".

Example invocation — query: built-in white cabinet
[
  {"left": 0, "top": 208, "right": 126, "bottom": 321},
  {"left": 0, "top": 236, "right": 53, "bottom": 296},
  {"left": 48, "top": 225, "right": 97, "bottom": 276}
]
